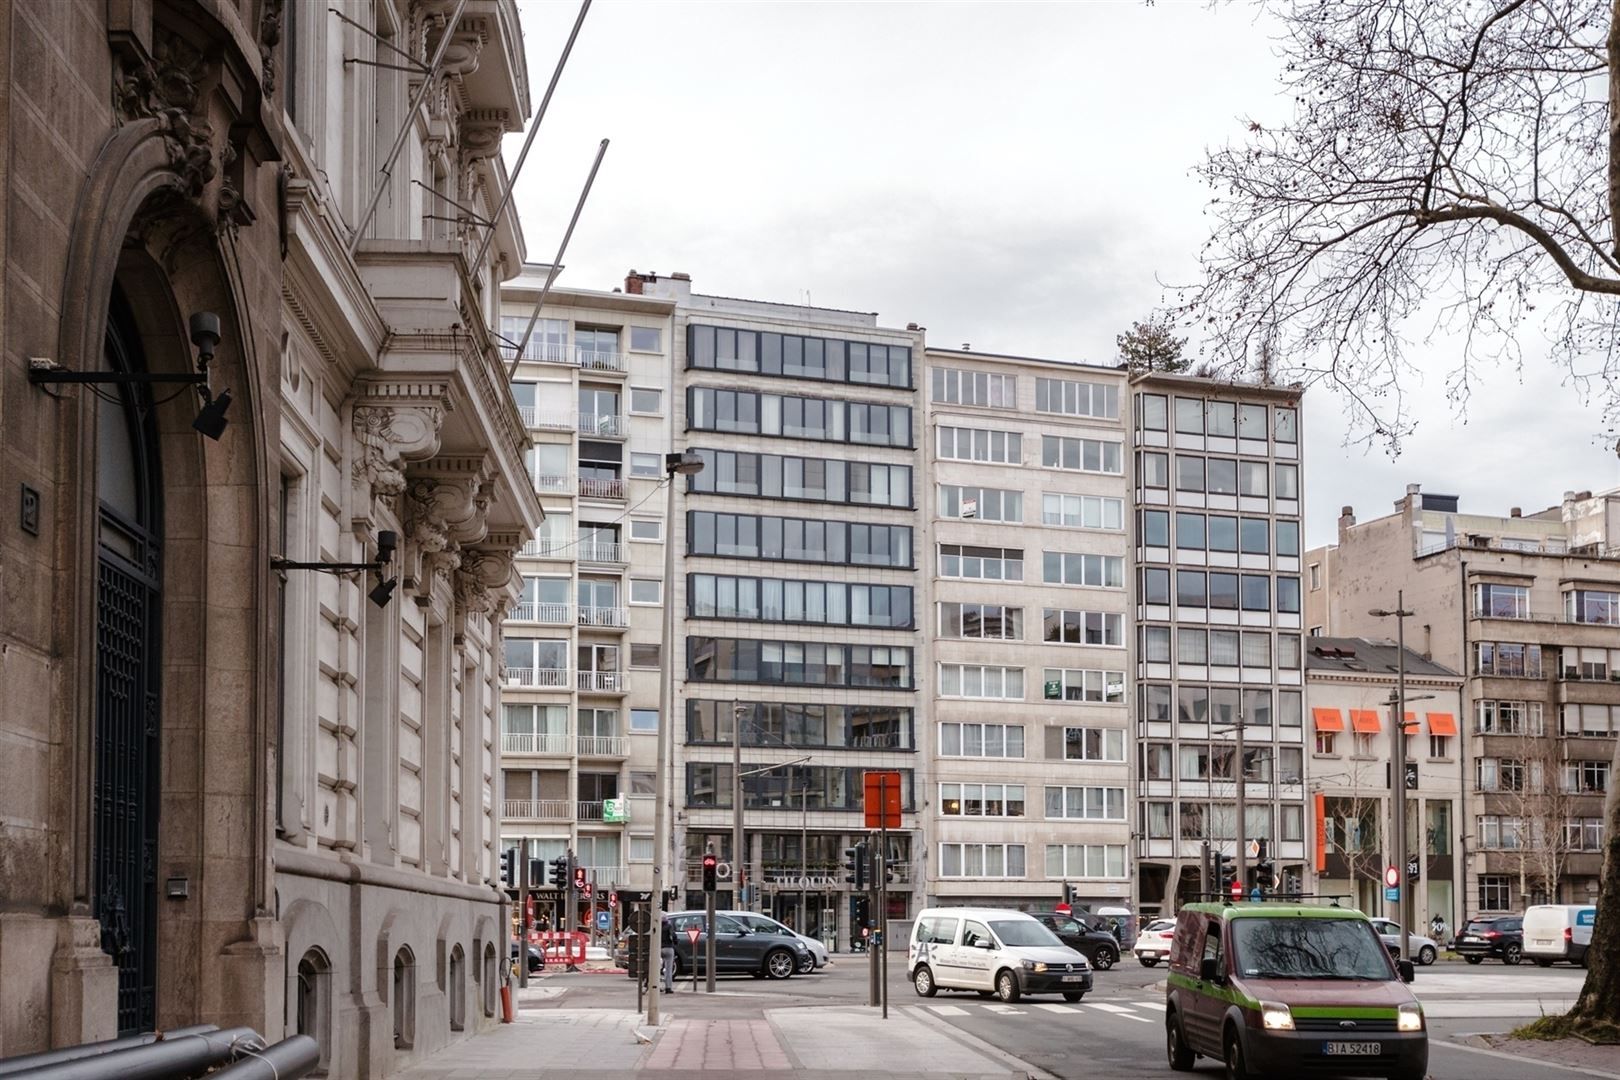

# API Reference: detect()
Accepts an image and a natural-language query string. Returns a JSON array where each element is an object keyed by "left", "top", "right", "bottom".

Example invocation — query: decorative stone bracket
[
  {"left": 401, "top": 455, "right": 492, "bottom": 595},
  {"left": 350, "top": 387, "right": 450, "bottom": 526}
]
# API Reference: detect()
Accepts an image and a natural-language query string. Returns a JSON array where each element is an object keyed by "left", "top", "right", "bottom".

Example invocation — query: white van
[
  {"left": 1523, "top": 904, "right": 1597, "bottom": 966},
  {"left": 907, "top": 907, "right": 1092, "bottom": 1003}
]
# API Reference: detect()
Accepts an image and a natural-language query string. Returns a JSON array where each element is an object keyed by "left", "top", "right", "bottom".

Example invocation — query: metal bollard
[
  {"left": 0, "top": 1027, "right": 219, "bottom": 1077},
  {"left": 200, "top": 1035, "right": 320, "bottom": 1078}
]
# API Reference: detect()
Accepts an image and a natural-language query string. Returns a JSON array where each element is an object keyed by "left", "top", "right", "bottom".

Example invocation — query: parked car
[
  {"left": 665, "top": 911, "right": 810, "bottom": 979},
  {"left": 1367, "top": 919, "right": 1439, "bottom": 966},
  {"left": 1030, "top": 910, "right": 1122, "bottom": 969},
  {"left": 722, "top": 911, "right": 831, "bottom": 974},
  {"left": 1164, "top": 902, "right": 1425, "bottom": 1080},
  {"left": 509, "top": 942, "right": 544, "bottom": 973},
  {"left": 1523, "top": 904, "right": 1597, "bottom": 967},
  {"left": 1455, "top": 915, "right": 1525, "bottom": 965},
  {"left": 1134, "top": 918, "right": 1176, "bottom": 967},
  {"left": 908, "top": 907, "right": 1092, "bottom": 1002}
]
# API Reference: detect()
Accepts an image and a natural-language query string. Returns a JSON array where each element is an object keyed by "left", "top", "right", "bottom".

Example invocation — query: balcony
[
  {"left": 578, "top": 605, "right": 629, "bottom": 629},
  {"left": 511, "top": 601, "right": 571, "bottom": 624},
  {"left": 517, "top": 403, "right": 537, "bottom": 426},
  {"left": 579, "top": 865, "right": 630, "bottom": 885},
  {"left": 507, "top": 667, "right": 569, "bottom": 689},
  {"left": 522, "top": 537, "right": 573, "bottom": 559},
  {"left": 578, "top": 478, "right": 625, "bottom": 500},
  {"left": 577, "top": 541, "right": 625, "bottom": 564},
  {"left": 502, "top": 732, "right": 571, "bottom": 755},
  {"left": 578, "top": 735, "right": 628, "bottom": 757},
  {"left": 577, "top": 671, "right": 626, "bottom": 693},
  {"left": 578, "top": 413, "right": 625, "bottom": 438},
  {"left": 532, "top": 409, "right": 575, "bottom": 431},
  {"left": 533, "top": 473, "right": 571, "bottom": 495},
  {"left": 577, "top": 350, "right": 627, "bottom": 373},
  {"left": 577, "top": 800, "right": 606, "bottom": 821},
  {"left": 502, "top": 799, "right": 572, "bottom": 821}
]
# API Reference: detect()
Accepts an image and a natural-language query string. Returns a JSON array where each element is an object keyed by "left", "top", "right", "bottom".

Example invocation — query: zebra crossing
[{"left": 918, "top": 998, "right": 1165, "bottom": 1023}]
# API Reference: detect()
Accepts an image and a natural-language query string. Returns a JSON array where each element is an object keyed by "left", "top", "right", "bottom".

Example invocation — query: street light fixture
[
  {"left": 648, "top": 451, "right": 702, "bottom": 1028},
  {"left": 1369, "top": 593, "right": 1416, "bottom": 963}
]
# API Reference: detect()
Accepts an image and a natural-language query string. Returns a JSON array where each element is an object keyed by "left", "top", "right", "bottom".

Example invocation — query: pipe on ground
[{"left": 0, "top": 1027, "right": 219, "bottom": 1077}]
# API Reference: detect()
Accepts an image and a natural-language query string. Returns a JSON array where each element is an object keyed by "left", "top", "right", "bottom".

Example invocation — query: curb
[{"left": 1441, "top": 1035, "right": 1620, "bottom": 1080}]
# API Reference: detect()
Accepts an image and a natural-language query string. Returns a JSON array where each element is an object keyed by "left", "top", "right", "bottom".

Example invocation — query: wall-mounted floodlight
[{"left": 272, "top": 529, "right": 399, "bottom": 608}]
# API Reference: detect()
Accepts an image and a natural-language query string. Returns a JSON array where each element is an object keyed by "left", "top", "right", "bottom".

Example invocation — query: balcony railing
[
  {"left": 517, "top": 403, "right": 537, "bottom": 426},
  {"left": 577, "top": 800, "right": 605, "bottom": 821},
  {"left": 578, "top": 671, "right": 626, "bottom": 693},
  {"left": 502, "top": 731, "right": 571, "bottom": 755},
  {"left": 579, "top": 605, "right": 629, "bottom": 628},
  {"left": 532, "top": 409, "right": 575, "bottom": 431},
  {"left": 577, "top": 350, "right": 627, "bottom": 373},
  {"left": 533, "top": 474, "right": 571, "bottom": 494},
  {"left": 503, "top": 342, "right": 573, "bottom": 365},
  {"left": 579, "top": 478, "right": 625, "bottom": 500},
  {"left": 512, "top": 601, "right": 571, "bottom": 624},
  {"left": 502, "top": 799, "right": 571, "bottom": 821},
  {"left": 578, "top": 734, "right": 628, "bottom": 757},
  {"left": 507, "top": 667, "right": 569, "bottom": 688},
  {"left": 578, "top": 413, "right": 624, "bottom": 437},
  {"left": 579, "top": 864, "right": 630, "bottom": 884},
  {"left": 577, "top": 541, "right": 625, "bottom": 564},
  {"left": 522, "top": 537, "right": 573, "bottom": 559}
]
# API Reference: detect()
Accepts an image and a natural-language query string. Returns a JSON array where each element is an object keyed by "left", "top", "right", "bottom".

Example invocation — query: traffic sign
[
  {"left": 1406, "top": 854, "right": 1421, "bottom": 881},
  {"left": 1247, "top": 840, "right": 1261, "bottom": 858},
  {"left": 596, "top": 910, "right": 611, "bottom": 931},
  {"left": 1230, "top": 880, "right": 1242, "bottom": 900},
  {"left": 1384, "top": 886, "right": 1400, "bottom": 902},
  {"left": 685, "top": 927, "right": 702, "bottom": 945},
  {"left": 1384, "top": 865, "right": 1400, "bottom": 888},
  {"left": 863, "top": 771, "right": 903, "bottom": 829},
  {"left": 715, "top": 861, "right": 733, "bottom": 881}
]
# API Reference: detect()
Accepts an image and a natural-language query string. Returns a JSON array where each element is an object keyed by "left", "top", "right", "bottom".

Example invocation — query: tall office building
[
  {"left": 921, "top": 349, "right": 1133, "bottom": 910},
  {"left": 1129, "top": 374, "right": 1309, "bottom": 919}
]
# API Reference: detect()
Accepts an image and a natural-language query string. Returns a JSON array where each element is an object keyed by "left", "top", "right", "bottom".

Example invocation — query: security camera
[{"left": 375, "top": 530, "right": 398, "bottom": 565}]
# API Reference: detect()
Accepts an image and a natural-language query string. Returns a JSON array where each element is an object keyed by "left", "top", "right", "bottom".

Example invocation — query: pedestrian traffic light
[
  {"left": 843, "top": 841, "right": 868, "bottom": 890},
  {"left": 1213, "top": 851, "right": 1236, "bottom": 896},
  {"left": 549, "top": 854, "right": 569, "bottom": 888},
  {"left": 500, "top": 848, "right": 517, "bottom": 888},
  {"left": 573, "top": 865, "right": 588, "bottom": 892},
  {"left": 702, "top": 851, "right": 718, "bottom": 892}
]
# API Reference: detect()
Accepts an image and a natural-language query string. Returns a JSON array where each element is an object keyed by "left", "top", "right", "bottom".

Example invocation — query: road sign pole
[
  {"left": 880, "top": 775, "right": 889, "bottom": 1020},
  {"left": 517, "top": 840, "right": 529, "bottom": 988}
]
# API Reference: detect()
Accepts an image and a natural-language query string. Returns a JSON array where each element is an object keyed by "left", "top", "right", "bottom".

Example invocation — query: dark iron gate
[{"left": 93, "top": 295, "right": 162, "bottom": 1035}]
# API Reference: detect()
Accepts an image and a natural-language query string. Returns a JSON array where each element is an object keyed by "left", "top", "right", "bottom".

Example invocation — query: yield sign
[{"left": 684, "top": 927, "right": 702, "bottom": 945}]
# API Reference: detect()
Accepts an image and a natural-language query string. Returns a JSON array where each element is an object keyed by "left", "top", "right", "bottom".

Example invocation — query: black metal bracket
[
  {"left": 268, "top": 559, "right": 383, "bottom": 573},
  {"left": 28, "top": 370, "right": 209, "bottom": 386}
]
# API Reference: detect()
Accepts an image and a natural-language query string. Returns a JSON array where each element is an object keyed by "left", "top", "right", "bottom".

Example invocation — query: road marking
[
  {"left": 926, "top": 1004, "right": 969, "bottom": 1016},
  {"left": 1132, "top": 1000, "right": 1166, "bottom": 1011},
  {"left": 1085, "top": 1003, "right": 1152, "bottom": 1023},
  {"left": 1032, "top": 1003, "right": 1076, "bottom": 1013},
  {"left": 982, "top": 1003, "right": 1026, "bottom": 1015}
]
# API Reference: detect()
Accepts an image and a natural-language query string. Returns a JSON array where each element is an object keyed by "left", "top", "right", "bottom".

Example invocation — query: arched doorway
[{"left": 93, "top": 286, "right": 164, "bottom": 1035}]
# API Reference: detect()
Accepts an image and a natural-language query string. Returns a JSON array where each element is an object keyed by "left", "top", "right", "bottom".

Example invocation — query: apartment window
[
  {"left": 1279, "top": 689, "right": 1302, "bottom": 727},
  {"left": 689, "top": 573, "right": 912, "bottom": 629},
  {"left": 1277, "top": 576, "right": 1301, "bottom": 614},
  {"left": 629, "top": 387, "right": 663, "bottom": 415},
  {"left": 938, "top": 484, "right": 1021, "bottom": 522},
  {"left": 1315, "top": 730, "right": 1337, "bottom": 755},
  {"left": 849, "top": 402, "right": 913, "bottom": 446},
  {"left": 630, "top": 579, "right": 662, "bottom": 605},
  {"left": 1142, "top": 567, "right": 1170, "bottom": 605},
  {"left": 690, "top": 449, "right": 911, "bottom": 508},
  {"left": 1043, "top": 608, "right": 1124, "bottom": 646},
  {"left": 1142, "top": 742, "right": 1173, "bottom": 779},
  {"left": 1176, "top": 513, "right": 1206, "bottom": 551},
  {"left": 936, "top": 425, "right": 1021, "bottom": 463},
  {"left": 1043, "top": 493, "right": 1124, "bottom": 529},
  {"left": 689, "top": 511, "right": 912, "bottom": 569},
  {"left": 940, "top": 602, "right": 1023, "bottom": 640},
  {"left": 1278, "top": 634, "right": 1302, "bottom": 669},
  {"left": 1044, "top": 786, "right": 1126, "bottom": 820},
  {"left": 626, "top": 325, "right": 662, "bottom": 352},
  {"left": 625, "top": 709, "right": 657, "bottom": 733},
  {"left": 691, "top": 325, "right": 911, "bottom": 388},
  {"left": 1140, "top": 451, "right": 1169, "bottom": 488},
  {"left": 1475, "top": 642, "right": 1543, "bottom": 677},
  {"left": 1240, "top": 574, "right": 1269, "bottom": 611},
  {"left": 687, "top": 637, "right": 912, "bottom": 689},
  {"left": 630, "top": 453, "right": 661, "bottom": 478},
  {"left": 1042, "top": 552, "right": 1125, "bottom": 588},
  {"left": 1309, "top": 564, "right": 1321, "bottom": 590},
  {"left": 1429, "top": 734, "right": 1450, "bottom": 759},
  {"left": 1035, "top": 376, "right": 1119, "bottom": 418},
  {"left": 1142, "top": 509, "right": 1170, "bottom": 547},
  {"left": 1177, "top": 570, "right": 1207, "bottom": 607},
  {"left": 1143, "top": 684, "right": 1173, "bottom": 723},
  {"left": 629, "top": 518, "right": 662, "bottom": 542},
  {"left": 1353, "top": 732, "right": 1375, "bottom": 757},
  {"left": 1041, "top": 435, "right": 1123, "bottom": 474},
  {"left": 939, "top": 722, "right": 1025, "bottom": 758},
  {"left": 1209, "top": 516, "right": 1238, "bottom": 553},
  {"left": 1566, "top": 589, "right": 1620, "bottom": 625},
  {"left": 938, "top": 664, "right": 1025, "bottom": 700},
  {"left": 1207, "top": 458, "right": 1238, "bottom": 495},
  {"left": 1143, "top": 625, "right": 1171, "bottom": 662},
  {"left": 1178, "top": 628, "right": 1208, "bottom": 664},
  {"left": 939, "top": 843, "right": 1025, "bottom": 878},
  {"left": 1238, "top": 461, "right": 1268, "bottom": 496},
  {"left": 1175, "top": 455, "right": 1205, "bottom": 492},
  {"left": 1476, "top": 700, "right": 1542, "bottom": 735},
  {"left": 1144, "top": 801, "right": 1174, "bottom": 839},
  {"left": 1204, "top": 400, "right": 1236, "bottom": 437},
  {"left": 1046, "top": 845, "right": 1126, "bottom": 879},
  {"left": 1476, "top": 757, "right": 1526, "bottom": 791},
  {"left": 931, "top": 367, "right": 1016, "bottom": 407},
  {"left": 1277, "top": 520, "right": 1301, "bottom": 557},
  {"left": 1237, "top": 517, "right": 1268, "bottom": 555},
  {"left": 938, "top": 544, "right": 1023, "bottom": 581},
  {"left": 630, "top": 643, "right": 661, "bottom": 668},
  {"left": 1275, "top": 463, "right": 1300, "bottom": 500},
  {"left": 1241, "top": 632, "right": 1270, "bottom": 666},
  {"left": 1474, "top": 583, "right": 1530, "bottom": 619},
  {"left": 1237, "top": 403, "right": 1267, "bottom": 439},
  {"left": 1041, "top": 668, "right": 1125, "bottom": 703},
  {"left": 939, "top": 783, "right": 1026, "bottom": 818},
  {"left": 1174, "top": 398, "right": 1204, "bottom": 434},
  {"left": 1275, "top": 407, "right": 1298, "bottom": 443},
  {"left": 1564, "top": 760, "right": 1611, "bottom": 793},
  {"left": 1208, "top": 629, "right": 1240, "bottom": 665},
  {"left": 1478, "top": 876, "right": 1511, "bottom": 911},
  {"left": 1139, "top": 393, "right": 1168, "bottom": 430},
  {"left": 1064, "top": 726, "right": 1125, "bottom": 762}
]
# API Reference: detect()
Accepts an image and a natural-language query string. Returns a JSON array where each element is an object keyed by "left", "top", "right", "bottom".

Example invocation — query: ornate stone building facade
[{"left": 0, "top": 2, "right": 536, "bottom": 1075}]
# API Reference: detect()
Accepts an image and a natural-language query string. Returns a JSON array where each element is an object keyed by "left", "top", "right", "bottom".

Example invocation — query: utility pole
[
  {"left": 733, "top": 700, "right": 745, "bottom": 912},
  {"left": 1371, "top": 592, "right": 1415, "bottom": 964},
  {"left": 1235, "top": 719, "right": 1247, "bottom": 895}
]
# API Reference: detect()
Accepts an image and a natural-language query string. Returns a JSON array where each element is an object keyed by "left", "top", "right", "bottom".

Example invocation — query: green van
[{"left": 1164, "top": 902, "right": 1426, "bottom": 1080}]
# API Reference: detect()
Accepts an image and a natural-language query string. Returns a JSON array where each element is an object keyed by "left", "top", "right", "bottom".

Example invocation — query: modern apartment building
[
  {"left": 921, "top": 349, "right": 1133, "bottom": 910},
  {"left": 497, "top": 268, "right": 676, "bottom": 927},
  {"left": 1130, "top": 374, "right": 1309, "bottom": 919},
  {"left": 1306, "top": 485, "right": 1620, "bottom": 914},
  {"left": 1303, "top": 638, "right": 1465, "bottom": 930}
]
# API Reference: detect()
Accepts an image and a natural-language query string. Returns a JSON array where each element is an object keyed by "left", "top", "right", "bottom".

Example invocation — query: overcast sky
[{"left": 508, "top": 0, "right": 1620, "bottom": 548}]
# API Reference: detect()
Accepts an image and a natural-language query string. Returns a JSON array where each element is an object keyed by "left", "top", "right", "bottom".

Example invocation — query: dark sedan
[
  {"left": 1455, "top": 915, "right": 1524, "bottom": 965},
  {"left": 1029, "top": 911, "right": 1121, "bottom": 970},
  {"left": 666, "top": 912, "right": 810, "bottom": 979}
]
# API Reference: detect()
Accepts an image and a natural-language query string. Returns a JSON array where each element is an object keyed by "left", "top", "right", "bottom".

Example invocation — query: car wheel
[
  {"left": 912, "top": 965, "right": 937, "bottom": 998},
  {"left": 1224, "top": 1027, "right": 1252, "bottom": 1080},
  {"left": 1418, "top": 945, "right": 1437, "bottom": 966},
  {"left": 1093, "top": 947, "right": 1117, "bottom": 971},
  {"left": 797, "top": 953, "right": 816, "bottom": 975},
  {"left": 995, "top": 969, "right": 1021, "bottom": 1002},
  {"left": 1140, "top": 957, "right": 1160, "bottom": 968},
  {"left": 765, "top": 949, "right": 796, "bottom": 979},
  {"left": 1504, "top": 943, "right": 1522, "bottom": 966},
  {"left": 1062, "top": 991, "right": 1086, "bottom": 1003},
  {"left": 1464, "top": 955, "right": 1483, "bottom": 965},
  {"left": 1166, "top": 1011, "right": 1195, "bottom": 1072}
]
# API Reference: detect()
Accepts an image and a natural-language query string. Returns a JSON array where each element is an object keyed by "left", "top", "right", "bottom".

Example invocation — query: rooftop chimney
[
  {"left": 1510, "top": 507, "right": 1522, "bottom": 518},
  {"left": 1338, "top": 505, "right": 1356, "bottom": 542},
  {"left": 671, "top": 272, "right": 691, "bottom": 281},
  {"left": 906, "top": 323, "right": 919, "bottom": 331},
  {"left": 624, "top": 269, "right": 654, "bottom": 295}
]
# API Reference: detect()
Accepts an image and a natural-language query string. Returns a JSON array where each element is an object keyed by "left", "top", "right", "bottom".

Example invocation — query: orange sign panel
[{"left": 863, "top": 770, "right": 903, "bottom": 829}]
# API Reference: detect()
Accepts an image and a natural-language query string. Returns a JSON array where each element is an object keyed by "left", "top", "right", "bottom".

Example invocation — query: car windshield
[
  {"left": 1147, "top": 920, "right": 1175, "bottom": 933},
  {"left": 990, "top": 920, "right": 1063, "bottom": 948},
  {"left": 1231, "top": 917, "right": 1394, "bottom": 980}
]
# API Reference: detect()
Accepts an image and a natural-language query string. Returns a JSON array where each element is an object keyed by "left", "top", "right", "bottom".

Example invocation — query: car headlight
[
  {"left": 1260, "top": 1001, "right": 1294, "bottom": 1031},
  {"left": 1021, "top": 960, "right": 1047, "bottom": 972},
  {"left": 1397, "top": 1004, "right": 1424, "bottom": 1032}
]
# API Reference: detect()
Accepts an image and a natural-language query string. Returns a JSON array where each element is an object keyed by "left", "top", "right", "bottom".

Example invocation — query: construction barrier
[{"left": 535, "top": 931, "right": 587, "bottom": 968}]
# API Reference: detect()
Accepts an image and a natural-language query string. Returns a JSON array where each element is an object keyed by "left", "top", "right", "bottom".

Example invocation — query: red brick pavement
[{"left": 642, "top": 1019, "right": 794, "bottom": 1071}]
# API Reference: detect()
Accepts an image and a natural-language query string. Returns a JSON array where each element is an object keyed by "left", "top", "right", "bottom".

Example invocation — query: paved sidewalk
[{"left": 1468, "top": 1034, "right": 1620, "bottom": 1079}]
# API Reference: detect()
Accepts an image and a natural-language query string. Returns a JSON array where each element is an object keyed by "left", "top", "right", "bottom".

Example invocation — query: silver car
[
  {"left": 723, "top": 911, "right": 831, "bottom": 974},
  {"left": 1368, "top": 917, "right": 1439, "bottom": 965}
]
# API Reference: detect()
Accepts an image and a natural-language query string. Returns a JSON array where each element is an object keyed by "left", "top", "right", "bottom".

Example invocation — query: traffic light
[
  {"left": 843, "top": 841, "right": 868, "bottom": 890},
  {"left": 880, "top": 849, "right": 896, "bottom": 885},
  {"left": 500, "top": 848, "right": 517, "bottom": 888},
  {"left": 1061, "top": 881, "right": 1076, "bottom": 906},
  {"left": 1253, "top": 839, "right": 1274, "bottom": 898},
  {"left": 549, "top": 854, "right": 569, "bottom": 888},
  {"left": 701, "top": 851, "right": 718, "bottom": 892},
  {"left": 1213, "top": 851, "right": 1237, "bottom": 896},
  {"left": 573, "top": 865, "right": 588, "bottom": 892}
]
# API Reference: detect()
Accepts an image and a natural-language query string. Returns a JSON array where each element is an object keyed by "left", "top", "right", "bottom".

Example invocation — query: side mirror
[
  {"left": 1199, "top": 956, "right": 1220, "bottom": 982},
  {"left": 1398, "top": 959, "right": 1415, "bottom": 984},
  {"left": 974, "top": 939, "right": 994, "bottom": 950}
]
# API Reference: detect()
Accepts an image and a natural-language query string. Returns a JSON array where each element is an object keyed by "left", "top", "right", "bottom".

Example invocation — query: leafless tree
[
  {"left": 1500, "top": 733, "right": 1577, "bottom": 908},
  {"left": 1190, "top": 0, "right": 1620, "bottom": 1029}
]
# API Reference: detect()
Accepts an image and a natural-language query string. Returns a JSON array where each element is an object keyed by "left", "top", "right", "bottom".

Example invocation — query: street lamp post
[
  {"left": 647, "top": 450, "right": 703, "bottom": 1027},
  {"left": 1370, "top": 592, "right": 1415, "bottom": 965}
]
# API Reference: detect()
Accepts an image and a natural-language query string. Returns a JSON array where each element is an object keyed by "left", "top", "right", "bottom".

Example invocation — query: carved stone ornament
[
  {"left": 112, "top": 30, "right": 219, "bottom": 199},
  {"left": 402, "top": 459, "right": 492, "bottom": 589},
  {"left": 454, "top": 548, "right": 515, "bottom": 618},
  {"left": 351, "top": 403, "right": 444, "bottom": 518},
  {"left": 259, "top": 0, "right": 286, "bottom": 96}
]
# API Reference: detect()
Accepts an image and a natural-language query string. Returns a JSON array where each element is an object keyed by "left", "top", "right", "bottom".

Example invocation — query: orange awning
[
  {"left": 1400, "top": 711, "right": 1420, "bottom": 733},
  {"left": 1350, "top": 709, "right": 1381, "bottom": 734},
  {"left": 1427, "top": 712, "right": 1458, "bottom": 737},
  {"left": 1311, "top": 708, "right": 1344, "bottom": 732}
]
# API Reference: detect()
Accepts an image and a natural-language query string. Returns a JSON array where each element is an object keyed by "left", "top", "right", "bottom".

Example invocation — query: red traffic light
[
  {"left": 702, "top": 853, "right": 717, "bottom": 868},
  {"left": 573, "top": 866, "right": 588, "bottom": 890},
  {"left": 1230, "top": 880, "right": 1242, "bottom": 899}
]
